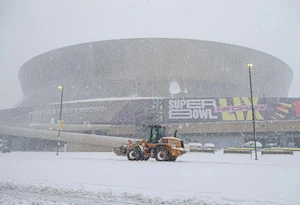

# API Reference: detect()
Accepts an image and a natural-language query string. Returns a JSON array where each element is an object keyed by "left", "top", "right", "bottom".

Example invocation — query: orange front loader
[{"left": 113, "top": 125, "right": 187, "bottom": 161}]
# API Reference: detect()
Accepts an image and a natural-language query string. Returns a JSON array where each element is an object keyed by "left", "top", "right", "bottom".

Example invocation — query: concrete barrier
[
  {"left": 227, "top": 147, "right": 254, "bottom": 151},
  {"left": 0, "top": 125, "right": 140, "bottom": 150},
  {"left": 269, "top": 147, "right": 300, "bottom": 151},
  {"left": 223, "top": 149, "right": 251, "bottom": 154},
  {"left": 189, "top": 149, "right": 215, "bottom": 154},
  {"left": 261, "top": 150, "right": 293, "bottom": 155}
]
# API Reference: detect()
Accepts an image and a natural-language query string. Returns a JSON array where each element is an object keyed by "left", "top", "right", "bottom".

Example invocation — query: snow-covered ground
[{"left": 1, "top": 151, "right": 299, "bottom": 205}]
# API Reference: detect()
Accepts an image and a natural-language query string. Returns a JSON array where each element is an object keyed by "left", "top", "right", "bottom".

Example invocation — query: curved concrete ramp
[{"left": 0, "top": 125, "right": 140, "bottom": 151}]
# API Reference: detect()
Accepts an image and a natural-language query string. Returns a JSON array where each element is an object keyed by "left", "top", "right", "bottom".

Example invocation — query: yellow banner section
[{"left": 219, "top": 97, "right": 264, "bottom": 121}]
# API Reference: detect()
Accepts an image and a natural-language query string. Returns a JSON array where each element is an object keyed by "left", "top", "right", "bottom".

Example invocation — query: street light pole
[
  {"left": 248, "top": 64, "right": 258, "bottom": 160},
  {"left": 56, "top": 86, "right": 64, "bottom": 155}
]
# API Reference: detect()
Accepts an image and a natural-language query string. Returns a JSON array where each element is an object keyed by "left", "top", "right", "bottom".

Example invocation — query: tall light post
[
  {"left": 56, "top": 86, "right": 64, "bottom": 155},
  {"left": 248, "top": 64, "right": 258, "bottom": 160}
]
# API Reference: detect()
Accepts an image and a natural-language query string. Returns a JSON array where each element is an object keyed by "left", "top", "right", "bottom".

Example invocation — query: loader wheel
[
  {"left": 169, "top": 156, "right": 177, "bottom": 161},
  {"left": 155, "top": 148, "right": 169, "bottom": 161},
  {"left": 127, "top": 148, "right": 141, "bottom": 161}
]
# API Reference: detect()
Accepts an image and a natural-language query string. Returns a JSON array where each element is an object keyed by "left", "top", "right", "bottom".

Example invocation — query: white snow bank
[{"left": 1, "top": 151, "right": 299, "bottom": 205}]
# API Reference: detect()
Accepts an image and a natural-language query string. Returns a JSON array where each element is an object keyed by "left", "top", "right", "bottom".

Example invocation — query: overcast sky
[{"left": 0, "top": 0, "right": 299, "bottom": 110}]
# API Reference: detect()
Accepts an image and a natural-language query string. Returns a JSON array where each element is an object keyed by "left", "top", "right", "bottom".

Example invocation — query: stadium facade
[{"left": 1, "top": 38, "right": 300, "bottom": 150}]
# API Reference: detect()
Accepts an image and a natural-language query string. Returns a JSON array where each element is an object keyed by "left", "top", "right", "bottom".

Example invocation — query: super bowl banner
[
  {"left": 160, "top": 97, "right": 300, "bottom": 123},
  {"left": 168, "top": 99, "right": 218, "bottom": 120},
  {"left": 2, "top": 96, "right": 300, "bottom": 125}
]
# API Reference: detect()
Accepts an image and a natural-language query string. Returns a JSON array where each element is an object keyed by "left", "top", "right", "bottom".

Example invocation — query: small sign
[{"left": 57, "top": 120, "right": 65, "bottom": 130}]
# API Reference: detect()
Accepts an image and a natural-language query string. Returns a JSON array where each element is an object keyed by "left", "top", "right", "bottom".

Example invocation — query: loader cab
[{"left": 148, "top": 125, "right": 166, "bottom": 143}]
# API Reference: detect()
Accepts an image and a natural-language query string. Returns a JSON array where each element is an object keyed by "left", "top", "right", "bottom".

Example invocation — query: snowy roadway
[{"left": 1, "top": 151, "right": 300, "bottom": 205}]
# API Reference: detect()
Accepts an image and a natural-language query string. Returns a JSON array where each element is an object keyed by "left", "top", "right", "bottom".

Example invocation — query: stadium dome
[{"left": 17, "top": 38, "right": 293, "bottom": 107}]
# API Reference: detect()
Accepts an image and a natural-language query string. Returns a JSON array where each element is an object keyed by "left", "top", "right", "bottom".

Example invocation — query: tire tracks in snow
[{"left": 0, "top": 181, "right": 220, "bottom": 205}]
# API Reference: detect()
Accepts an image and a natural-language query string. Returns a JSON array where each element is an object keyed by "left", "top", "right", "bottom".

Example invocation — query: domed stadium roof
[{"left": 17, "top": 38, "right": 292, "bottom": 107}]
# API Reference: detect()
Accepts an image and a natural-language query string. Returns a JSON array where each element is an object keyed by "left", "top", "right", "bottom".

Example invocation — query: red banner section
[{"left": 293, "top": 101, "right": 300, "bottom": 117}]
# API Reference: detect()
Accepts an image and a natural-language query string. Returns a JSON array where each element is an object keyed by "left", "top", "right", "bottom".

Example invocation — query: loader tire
[
  {"left": 169, "top": 156, "right": 177, "bottom": 161},
  {"left": 155, "top": 148, "right": 170, "bottom": 161},
  {"left": 127, "top": 148, "right": 141, "bottom": 161}
]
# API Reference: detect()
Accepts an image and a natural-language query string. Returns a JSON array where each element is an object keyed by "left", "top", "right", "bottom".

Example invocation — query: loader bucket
[
  {"left": 113, "top": 147, "right": 122, "bottom": 156},
  {"left": 113, "top": 144, "right": 128, "bottom": 156}
]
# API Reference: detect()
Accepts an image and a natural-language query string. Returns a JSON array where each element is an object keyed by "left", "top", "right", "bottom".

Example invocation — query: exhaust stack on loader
[{"left": 113, "top": 125, "right": 187, "bottom": 161}]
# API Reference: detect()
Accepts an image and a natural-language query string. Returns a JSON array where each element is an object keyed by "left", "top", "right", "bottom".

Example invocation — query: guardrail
[
  {"left": 227, "top": 147, "right": 265, "bottom": 151},
  {"left": 261, "top": 150, "right": 293, "bottom": 155},
  {"left": 227, "top": 147, "right": 254, "bottom": 151},
  {"left": 189, "top": 149, "right": 215, "bottom": 154},
  {"left": 268, "top": 147, "right": 300, "bottom": 151},
  {"left": 223, "top": 149, "right": 251, "bottom": 154}
]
